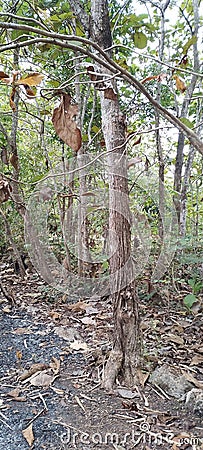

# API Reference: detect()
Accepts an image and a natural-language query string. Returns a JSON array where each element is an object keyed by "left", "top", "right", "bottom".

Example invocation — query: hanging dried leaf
[
  {"left": 52, "top": 94, "right": 82, "bottom": 152},
  {"left": 1, "top": 147, "right": 9, "bottom": 165},
  {"left": 10, "top": 88, "right": 17, "bottom": 111},
  {"left": 23, "top": 84, "right": 36, "bottom": 97},
  {"left": 10, "top": 153, "right": 18, "bottom": 170},
  {"left": 174, "top": 75, "right": 187, "bottom": 93},
  {"left": 0, "top": 179, "right": 12, "bottom": 203},
  {"left": 104, "top": 87, "right": 117, "bottom": 100},
  {"left": 141, "top": 73, "right": 167, "bottom": 84},
  {"left": 87, "top": 65, "right": 98, "bottom": 81},
  {"left": 16, "top": 72, "right": 44, "bottom": 87},
  {"left": 0, "top": 71, "right": 11, "bottom": 84},
  {"left": 22, "top": 423, "right": 35, "bottom": 447},
  {"left": 0, "top": 71, "right": 9, "bottom": 79}
]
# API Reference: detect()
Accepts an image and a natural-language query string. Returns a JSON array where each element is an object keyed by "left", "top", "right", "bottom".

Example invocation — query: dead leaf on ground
[
  {"left": 69, "top": 340, "right": 89, "bottom": 351},
  {"left": 2, "top": 306, "right": 11, "bottom": 313},
  {"left": 22, "top": 423, "right": 35, "bottom": 447},
  {"left": 7, "top": 387, "right": 27, "bottom": 402},
  {"left": 137, "top": 369, "right": 150, "bottom": 387},
  {"left": 182, "top": 371, "right": 203, "bottom": 389},
  {"left": 165, "top": 333, "right": 184, "bottom": 345},
  {"left": 117, "top": 388, "right": 138, "bottom": 399},
  {"left": 51, "top": 386, "right": 64, "bottom": 395},
  {"left": 19, "top": 363, "right": 49, "bottom": 381},
  {"left": 54, "top": 326, "right": 81, "bottom": 341},
  {"left": 67, "top": 301, "right": 88, "bottom": 313},
  {"left": 80, "top": 316, "right": 96, "bottom": 326},
  {"left": 12, "top": 327, "right": 31, "bottom": 335},
  {"left": 190, "top": 354, "right": 203, "bottom": 366},
  {"left": 52, "top": 94, "right": 82, "bottom": 152},
  {"left": 29, "top": 371, "right": 55, "bottom": 387},
  {"left": 50, "top": 356, "right": 60, "bottom": 375},
  {"left": 49, "top": 311, "right": 61, "bottom": 320}
]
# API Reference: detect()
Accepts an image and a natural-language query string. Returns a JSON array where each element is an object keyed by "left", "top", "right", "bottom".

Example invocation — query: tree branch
[
  {"left": 0, "top": 13, "right": 50, "bottom": 30},
  {"left": 0, "top": 21, "right": 202, "bottom": 156}
]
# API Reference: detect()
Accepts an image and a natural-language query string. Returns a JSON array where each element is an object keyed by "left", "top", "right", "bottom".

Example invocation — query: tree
[{"left": 0, "top": 0, "right": 202, "bottom": 390}]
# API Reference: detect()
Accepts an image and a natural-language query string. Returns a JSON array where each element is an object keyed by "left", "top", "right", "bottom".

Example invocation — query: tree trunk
[
  {"left": 90, "top": 0, "right": 140, "bottom": 389},
  {"left": 173, "top": 0, "right": 200, "bottom": 225}
]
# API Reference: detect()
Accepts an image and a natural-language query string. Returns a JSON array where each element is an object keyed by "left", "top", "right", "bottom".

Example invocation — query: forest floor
[{"left": 0, "top": 259, "right": 203, "bottom": 450}]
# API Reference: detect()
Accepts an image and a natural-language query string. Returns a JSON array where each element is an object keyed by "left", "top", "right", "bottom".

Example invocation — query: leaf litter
[{"left": 0, "top": 261, "right": 203, "bottom": 449}]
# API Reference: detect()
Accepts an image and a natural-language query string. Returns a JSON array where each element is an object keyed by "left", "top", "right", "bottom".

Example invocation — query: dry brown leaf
[
  {"left": 141, "top": 73, "right": 167, "bottom": 84},
  {"left": 190, "top": 354, "right": 203, "bottom": 366},
  {"left": 52, "top": 94, "right": 82, "bottom": 152},
  {"left": 165, "top": 333, "right": 184, "bottom": 345},
  {"left": 16, "top": 72, "right": 44, "bottom": 87},
  {"left": 2, "top": 306, "right": 11, "bottom": 313},
  {"left": 23, "top": 85, "right": 36, "bottom": 97},
  {"left": 86, "top": 65, "right": 98, "bottom": 81},
  {"left": 51, "top": 386, "right": 64, "bottom": 395},
  {"left": 9, "top": 88, "right": 17, "bottom": 111},
  {"left": 174, "top": 75, "right": 187, "bottom": 93},
  {"left": 49, "top": 311, "right": 61, "bottom": 320},
  {"left": 19, "top": 363, "right": 49, "bottom": 381},
  {"left": 182, "top": 371, "right": 203, "bottom": 389},
  {"left": 29, "top": 371, "right": 54, "bottom": 387},
  {"left": 10, "top": 153, "right": 18, "bottom": 170},
  {"left": 7, "top": 388, "right": 26, "bottom": 402},
  {"left": 50, "top": 356, "right": 60, "bottom": 375},
  {"left": 137, "top": 369, "right": 150, "bottom": 387},
  {"left": 67, "top": 301, "right": 88, "bottom": 312},
  {"left": 69, "top": 340, "right": 88, "bottom": 351},
  {"left": 13, "top": 327, "right": 30, "bottom": 335},
  {"left": 16, "top": 350, "right": 22, "bottom": 361},
  {"left": 0, "top": 179, "right": 12, "bottom": 203},
  {"left": 104, "top": 87, "right": 117, "bottom": 100},
  {"left": 7, "top": 388, "right": 21, "bottom": 398},
  {"left": 1, "top": 147, "right": 8, "bottom": 165},
  {"left": 117, "top": 388, "right": 138, "bottom": 399},
  {"left": 22, "top": 423, "right": 35, "bottom": 447},
  {"left": 0, "top": 71, "right": 11, "bottom": 84}
]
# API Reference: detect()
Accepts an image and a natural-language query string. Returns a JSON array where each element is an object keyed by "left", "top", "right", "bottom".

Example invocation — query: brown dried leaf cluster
[
  {"left": 0, "top": 178, "right": 12, "bottom": 203},
  {"left": 52, "top": 94, "right": 82, "bottom": 152}
]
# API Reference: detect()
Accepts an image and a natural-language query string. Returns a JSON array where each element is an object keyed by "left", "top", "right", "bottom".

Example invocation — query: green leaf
[
  {"left": 91, "top": 125, "right": 100, "bottom": 133},
  {"left": 180, "top": 117, "right": 194, "bottom": 129},
  {"left": 183, "top": 293, "right": 197, "bottom": 309},
  {"left": 137, "top": 14, "right": 148, "bottom": 20},
  {"left": 182, "top": 36, "right": 197, "bottom": 54},
  {"left": 133, "top": 32, "right": 147, "bottom": 49}
]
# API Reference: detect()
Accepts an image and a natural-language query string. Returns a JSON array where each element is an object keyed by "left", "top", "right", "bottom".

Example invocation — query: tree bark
[{"left": 90, "top": 0, "right": 140, "bottom": 389}]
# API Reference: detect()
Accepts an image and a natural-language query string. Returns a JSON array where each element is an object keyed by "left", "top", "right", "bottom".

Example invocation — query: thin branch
[
  {"left": 0, "top": 13, "right": 50, "bottom": 31},
  {"left": 0, "top": 22, "right": 202, "bottom": 155}
]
